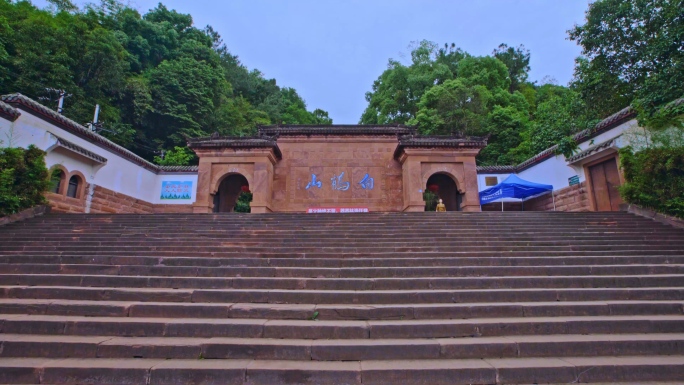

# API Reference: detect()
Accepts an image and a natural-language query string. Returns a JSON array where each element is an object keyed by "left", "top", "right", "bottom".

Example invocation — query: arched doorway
[
  {"left": 426, "top": 173, "right": 461, "bottom": 211},
  {"left": 213, "top": 174, "right": 249, "bottom": 213}
]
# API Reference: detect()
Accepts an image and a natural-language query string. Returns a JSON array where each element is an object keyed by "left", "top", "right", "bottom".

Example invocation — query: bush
[
  {"left": 234, "top": 186, "right": 252, "bottom": 213},
  {"left": 423, "top": 190, "right": 438, "bottom": 212},
  {"left": 619, "top": 146, "right": 684, "bottom": 218},
  {"left": 0, "top": 145, "right": 50, "bottom": 216}
]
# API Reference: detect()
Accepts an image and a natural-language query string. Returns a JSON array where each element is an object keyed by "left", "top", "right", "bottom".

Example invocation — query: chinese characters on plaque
[{"left": 305, "top": 172, "right": 374, "bottom": 191}]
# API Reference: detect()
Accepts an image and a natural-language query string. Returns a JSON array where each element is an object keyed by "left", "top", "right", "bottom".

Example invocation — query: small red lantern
[{"left": 241, "top": 185, "right": 250, "bottom": 193}]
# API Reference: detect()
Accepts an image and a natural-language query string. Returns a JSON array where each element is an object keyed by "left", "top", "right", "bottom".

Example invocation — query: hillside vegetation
[
  {"left": 0, "top": 0, "right": 332, "bottom": 164},
  {"left": 1, "top": 0, "right": 681, "bottom": 169},
  {"left": 361, "top": 0, "right": 683, "bottom": 165}
]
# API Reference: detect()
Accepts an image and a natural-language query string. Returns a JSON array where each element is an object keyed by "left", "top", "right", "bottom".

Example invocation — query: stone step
[
  {"left": 2, "top": 314, "right": 684, "bottom": 339},
  {"left": 3, "top": 254, "right": 684, "bottom": 267},
  {"left": 1, "top": 333, "right": 682, "bottom": 361},
  {"left": 5, "top": 243, "right": 684, "bottom": 254},
  {"left": 2, "top": 229, "right": 679, "bottom": 240},
  {"left": 1, "top": 215, "right": 667, "bottom": 221},
  {"left": 2, "top": 274, "right": 684, "bottom": 291},
  {"left": 0, "top": 355, "right": 682, "bottom": 384},
  {"left": 3, "top": 264, "right": 683, "bottom": 278},
  {"left": 6, "top": 250, "right": 684, "bottom": 258},
  {"left": 2, "top": 299, "right": 682, "bottom": 320},
  {"left": 3, "top": 285, "right": 684, "bottom": 304},
  {"left": 1, "top": 223, "right": 676, "bottom": 232},
  {"left": 0, "top": 219, "right": 677, "bottom": 227},
  {"left": 0, "top": 220, "right": 675, "bottom": 227},
  {"left": 6, "top": 238, "right": 684, "bottom": 247},
  {"left": 4, "top": 228, "right": 680, "bottom": 239}
]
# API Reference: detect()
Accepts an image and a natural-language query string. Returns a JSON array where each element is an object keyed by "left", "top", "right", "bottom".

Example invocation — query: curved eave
[
  {"left": 188, "top": 139, "right": 282, "bottom": 160},
  {"left": 393, "top": 141, "right": 487, "bottom": 159},
  {"left": 258, "top": 125, "right": 416, "bottom": 136}
]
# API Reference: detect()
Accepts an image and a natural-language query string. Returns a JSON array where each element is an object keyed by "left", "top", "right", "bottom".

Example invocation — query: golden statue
[{"left": 436, "top": 199, "right": 446, "bottom": 212}]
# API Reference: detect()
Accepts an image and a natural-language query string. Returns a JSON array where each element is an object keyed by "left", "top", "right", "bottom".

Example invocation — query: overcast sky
[{"left": 35, "top": 0, "right": 592, "bottom": 123}]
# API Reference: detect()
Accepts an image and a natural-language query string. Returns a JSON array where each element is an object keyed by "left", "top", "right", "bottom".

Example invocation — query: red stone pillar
[
  {"left": 460, "top": 159, "right": 481, "bottom": 212},
  {"left": 192, "top": 159, "right": 213, "bottom": 213},
  {"left": 250, "top": 159, "right": 275, "bottom": 213},
  {"left": 401, "top": 156, "right": 425, "bottom": 212}
]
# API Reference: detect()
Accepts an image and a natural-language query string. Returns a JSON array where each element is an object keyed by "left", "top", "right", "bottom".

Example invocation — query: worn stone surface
[{"left": 0, "top": 211, "right": 683, "bottom": 384}]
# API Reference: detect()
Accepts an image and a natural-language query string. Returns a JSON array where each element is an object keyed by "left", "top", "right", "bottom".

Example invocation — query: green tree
[
  {"left": 0, "top": 0, "right": 332, "bottom": 160},
  {"left": 410, "top": 78, "right": 491, "bottom": 136},
  {"left": 153, "top": 146, "right": 196, "bottom": 166},
  {"left": 492, "top": 44, "right": 530, "bottom": 93},
  {"left": 569, "top": 0, "right": 684, "bottom": 127},
  {"left": 360, "top": 40, "right": 462, "bottom": 125}
]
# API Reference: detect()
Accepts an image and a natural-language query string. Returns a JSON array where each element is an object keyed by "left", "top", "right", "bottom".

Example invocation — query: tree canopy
[
  {"left": 361, "top": 41, "right": 595, "bottom": 165},
  {"left": 569, "top": 0, "right": 684, "bottom": 131},
  {"left": 0, "top": 0, "right": 331, "bottom": 164},
  {"left": 361, "top": 0, "right": 683, "bottom": 165}
]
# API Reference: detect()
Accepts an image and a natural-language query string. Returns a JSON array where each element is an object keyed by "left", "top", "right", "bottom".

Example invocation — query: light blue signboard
[{"left": 161, "top": 181, "right": 192, "bottom": 200}]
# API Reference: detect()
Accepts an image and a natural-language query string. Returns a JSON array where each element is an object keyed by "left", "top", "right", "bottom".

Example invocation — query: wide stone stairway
[{"left": 0, "top": 211, "right": 683, "bottom": 384}]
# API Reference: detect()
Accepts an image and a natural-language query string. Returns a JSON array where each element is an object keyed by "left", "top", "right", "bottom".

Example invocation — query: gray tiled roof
[
  {"left": 158, "top": 165, "right": 199, "bottom": 173},
  {"left": 476, "top": 165, "right": 517, "bottom": 174},
  {"left": 50, "top": 133, "right": 108, "bottom": 164},
  {"left": 187, "top": 135, "right": 282, "bottom": 159},
  {"left": 0, "top": 100, "right": 20, "bottom": 121},
  {"left": 394, "top": 135, "right": 487, "bottom": 159},
  {"left": 258, "top": 124, "right": 415, "bottom": 136},
  {"left": 566, "top": 136, "right": 620, "bottom": 164}
]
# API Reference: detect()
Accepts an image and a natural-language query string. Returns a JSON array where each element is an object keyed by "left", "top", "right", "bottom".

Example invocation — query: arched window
[
  {"left": 66, "top": 176, "right": 80, "bottom": 198},
  {"left": 50, "top": 169, "right": 65, "bottom": 194}
]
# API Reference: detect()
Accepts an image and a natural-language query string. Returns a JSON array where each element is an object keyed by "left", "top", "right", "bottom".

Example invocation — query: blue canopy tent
[{"left": 479, "top": 174, "right": 554, "bottom": 211}]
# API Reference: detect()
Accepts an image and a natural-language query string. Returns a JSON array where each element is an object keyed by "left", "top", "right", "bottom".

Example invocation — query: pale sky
[{"left": 34, "top": 0, "right": 592, "bottom": 123}]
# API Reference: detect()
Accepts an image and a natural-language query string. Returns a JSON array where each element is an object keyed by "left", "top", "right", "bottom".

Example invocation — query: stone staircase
[{"left": 0, "top": 211, "right": 683, "bottom": 384}]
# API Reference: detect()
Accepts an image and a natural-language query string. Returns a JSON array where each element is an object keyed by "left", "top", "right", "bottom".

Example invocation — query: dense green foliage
[
  {"left": 153, "top": 146, "right": 196, "bottom": 166},
  {"left": 0, "top": 145, "right": 50, "bottom": 216},
  {"left": 619, "top": 146, "right": 684, "bottom": 219},
  {"left": 572, "top": 0, "right": 684, "bottom": 217},
  {"left": 0, "top": 0, "right": 331, "bottom": 165},
  {"left": 360, "top": 41, "right": 597, "bottom": 166},
  {"left": 362, "top": 1, "right": 683, "bottom": 166},
  {"left": 423, "top": 190, "right": 438, "bottom": 212},
  {"left": 569, "top": 0, "right": 684, "bottom": 129},
  {"left": 234, "top": 190, "right": 252, "bottom": 213}
]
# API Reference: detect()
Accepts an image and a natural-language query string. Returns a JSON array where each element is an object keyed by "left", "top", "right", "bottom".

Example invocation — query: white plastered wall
[
  {"left": 1, "top": 111, "right": 197, "bottom": 205},
  {"left": 476, "top": 119, "right": 641, "bottom": 193}
]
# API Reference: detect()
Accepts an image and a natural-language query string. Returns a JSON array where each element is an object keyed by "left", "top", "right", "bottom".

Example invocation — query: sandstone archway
[
  {"left": 213, "top": 173, "right": 249, "bottom": 213},
  {"left": 426, "top": 173, "right": 461, "bottom": 211}
]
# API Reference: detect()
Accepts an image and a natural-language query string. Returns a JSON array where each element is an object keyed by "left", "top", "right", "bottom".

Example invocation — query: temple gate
[{"left": 188, "top": 125, "right": 485, "bottom": 213}]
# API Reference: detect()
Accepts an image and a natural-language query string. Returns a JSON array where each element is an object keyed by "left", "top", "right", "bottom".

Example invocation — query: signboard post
[{"left": 568, "top": 175, "right": 580, "bottom": 186}]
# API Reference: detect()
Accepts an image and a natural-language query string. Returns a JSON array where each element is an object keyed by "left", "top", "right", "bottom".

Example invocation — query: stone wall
[
  {"left": 525, "top": 182, "right": 591, "bottom": 212},
  {"left": 154, "top": 204, "right": 194, "bottom": 214},
  {"left": 89, "top": 186, "right": 154, "bottom": 214},
  {"left": 46, "top": 191, "right": 87, "bottom": 213},
  {"left": 271, "top": 137, "right": 404, "bottom": 212},
  {"left": 47, "top": 185, "right": 194, "bottom": 214}
]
